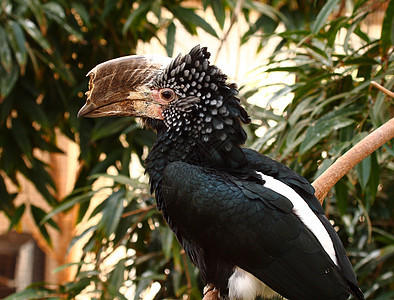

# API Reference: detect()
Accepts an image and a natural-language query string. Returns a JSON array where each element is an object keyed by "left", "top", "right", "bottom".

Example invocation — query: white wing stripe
[{"left": 256, "top": 171, "right": 338, "bottom": 266}]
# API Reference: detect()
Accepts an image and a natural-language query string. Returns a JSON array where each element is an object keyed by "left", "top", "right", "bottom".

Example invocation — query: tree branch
[{"left": 312, "top": 117, "right": 394, "bottom": 202}]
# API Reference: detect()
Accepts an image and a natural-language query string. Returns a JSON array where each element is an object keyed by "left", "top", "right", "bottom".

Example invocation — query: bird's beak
[{"left": 78, "top": 55, "right": 171, "bottom": 119}]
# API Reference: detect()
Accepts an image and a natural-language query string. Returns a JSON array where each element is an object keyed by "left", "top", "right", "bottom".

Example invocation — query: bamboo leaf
[
  {"left": 334, "top": 179, "right": 348, "bottom": 216},
  {"left": 166, "top": 22, "right": 176, "bottom": 57},
  {"left": 19, "top": 19, "right": 51, "bottom": 52},
  {"left": 0, "top": 26, "right": 12, "bottom": 71},
  {"left": 381, "top": 0, "right": 394, "bottom": 54},
  {"left": 122, "top": 1, "right": 152, "bottom": 35},
  {"left": 6, "top": 20, "right": 27, "bottom": 70},
  {"left": 356, "top": 152, "right": 371, "bottom": 191},
  {"left": 300, "top": 116, "right": 354, "bottom": 154},
  {"left": 31, "top": 205, "right": 52, "bottom": 246},
  {"left": 0, "top": 62, "right": 19, "bottom": 99},
  {"left": 11, "top": 118, "right": 32, "bottom": 159},
  {"left": 170, "top": 6, "right": 218, "bottom": 38},
  {"left": 211, "top": 0, "right": 225, "bottom": 29},
  {"left": 44, "top": 2, "right": 83, "bottom": 41},
  {"left": 100, "top": 189, "right": 126, "bottom": 237},
  {"left": 311, "top": 0, "right": 341, "bottom": 34},
  {"left": 8, "top": 204, "right": 26, "bottom": 230},
  {"left": 91, "top": 118, "right": 131, "bottom": 141},
  {"left": 41, "top": 190, "right": 95, "bottom": 223},
  {"left": 71, "top": 2, "right": 91, "bottom": 28}
]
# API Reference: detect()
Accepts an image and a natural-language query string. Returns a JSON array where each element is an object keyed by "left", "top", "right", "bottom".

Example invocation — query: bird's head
[
  {"left": 79, "top": 45, "right": 250, "bottom": 167},
  {"left": 79, "top": 45, "right": 249, "bottom": 127}
]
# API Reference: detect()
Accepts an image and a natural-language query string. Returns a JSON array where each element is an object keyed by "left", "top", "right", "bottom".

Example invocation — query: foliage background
[{"left": 0, "top": 0, "right": 392, "bottom": 299}]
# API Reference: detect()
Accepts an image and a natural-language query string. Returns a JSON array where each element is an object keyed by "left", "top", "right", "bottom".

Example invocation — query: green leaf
[
  {"left": 19, "top": 18, "right": 51, "bottom": 52},
  {"left": 343, "top": 12, "right": 368, "bottom": 54},
  {"left": 91, "top": 118, "right": 131, "bottom": 141},
  {"left": 170, "top": 6, "right": 218, "bottom": 38},
  {"left": 161, "top": 226, "right": 174, "bottom": 260},
  {"left": 8, "top": 204, "right": 25, "bottom": 230},
  {"left": 108, "top": 258, "right": 126, "bottom": 291},
  {"left": 41, "top": 190, "right": 95, "bottom": 223},
  {"left": 356, "top": 153, "right": 371, "bottom": 191},
  {"left": 0, "top": 26, "right": 12, "bottom": 71},
  {"left": 368, "top": 152, "right": 380, "bottom": 201},
  {"left": 100, "top": 189, "right": 126, "bottom": 237},
  {"left": 122, "top": 1, "right": 152, "bottom": 35},
  {"left": 71, "top": 2, "right": 91, "bottom": 28},
  {"left": 211, "top": 0, "right": 225, "bottom": 29},
  {"left": 3, "top": 287, "right": 52, "bottom": 300},
  {"left": 0, "top": 62, "right": 19, "bottom": 99},
  {"left": 343, "top": 57, "right": 378, "bottom": 66},
  {"left": 89, "top": 173, "right": 137, "bottom": 187},
  {"left": 26, "top": 0, "right": 46, "bottom": 32},
  {"left": 19, "top": 98, "right": 50, "bottom": 129},
  {"left": 69, "top": 225, "right": 97, "bottom": 251},
  {"left": 334, "top": 179, "right": 348, "bottom": 216},
  {"left": 166, "top": 22, "right": 176, "bottom": 57},
  {"left": 11, "top": 118, "right": 32, "bottom": 158},
  {"left": 300, "top": 116, "right": 354, "bottom": 154},
  {"left": 381, "top": 0, "right": 394, "bottom": 54},
  {"left": 6, "top": 20, "right": 27, "bottom": 70},
  {"left": 53, "top": 262, "right": 84, "bottom": 274},
  {"left": 311, "top": 0, "right": 341, "bottom": 34},
  {"left": 44, "top": 2, "right": 83, "bottom": 41},
  {"left": 30, "top": 205, "right": 52, "bottom": 246}
]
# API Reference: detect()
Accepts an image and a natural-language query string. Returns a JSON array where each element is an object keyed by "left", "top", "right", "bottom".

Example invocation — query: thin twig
[
  {"left": 371, "top": 81, "right": 394, "bottom": 98},
  {"left": 122, "top": 204, "right": 156, "bottom": 218}
]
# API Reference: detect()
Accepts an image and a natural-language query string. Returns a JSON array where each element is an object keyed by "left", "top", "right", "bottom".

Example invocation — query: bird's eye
[{"left": 160, "top": 88, "right": 176, "bottom": 101}]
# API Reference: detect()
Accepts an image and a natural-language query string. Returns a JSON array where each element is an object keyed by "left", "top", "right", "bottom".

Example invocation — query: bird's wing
[
  {"left": 161, "top": 161, "right": 352, "bottom": 300},
  {"left": 242, "top": 148, "right": 364, "bottom": 299},
  {"left": 242, "top": 148, "right": 324, "bottom": 214}
]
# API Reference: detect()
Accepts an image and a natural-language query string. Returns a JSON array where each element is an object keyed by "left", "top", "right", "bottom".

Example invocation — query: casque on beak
[{"left": 78, "top": 55, "right": 172, "bottom": 119}]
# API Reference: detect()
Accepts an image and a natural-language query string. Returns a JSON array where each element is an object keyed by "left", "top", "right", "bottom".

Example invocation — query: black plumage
[{"left": 78, "top": 45, "right": 364, "bottom": 300}]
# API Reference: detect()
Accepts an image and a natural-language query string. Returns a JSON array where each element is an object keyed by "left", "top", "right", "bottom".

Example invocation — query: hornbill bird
[{"left": 78, "top": 45, "right": 365, "bottom": 300}]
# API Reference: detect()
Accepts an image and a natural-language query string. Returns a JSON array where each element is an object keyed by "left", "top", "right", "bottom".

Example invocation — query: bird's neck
[
  {"left": 145, "top": 127, "right": 246, "bottom": 198},
  {"left": 145, "top": 89, "right": 250, "bottom": 206}
]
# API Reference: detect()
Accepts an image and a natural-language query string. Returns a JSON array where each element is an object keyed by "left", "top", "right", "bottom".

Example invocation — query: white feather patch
[
  {"left": 228, "top": 267, "right": 278, "bottom": 300},
  {"left": 256, "top": 171, "right": 338, "bottom": 266}
]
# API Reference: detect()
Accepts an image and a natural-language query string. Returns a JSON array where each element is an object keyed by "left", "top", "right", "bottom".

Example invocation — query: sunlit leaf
[
  {"left": 311, "top": 0, "right": 341, "bottom": 34},
  {"left": 42, "top": 190, "right": 95, "bottom": 224},
  {"left": 170, "top": 6, "right": 218, "bottom": 38},
  {"left": 211, "top": 0, "right": 225, "bottom": 29}
]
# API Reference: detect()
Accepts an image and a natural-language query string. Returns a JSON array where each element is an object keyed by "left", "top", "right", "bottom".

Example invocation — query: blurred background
[{"left": 0, "top": 0, "right": 392, "bottom": 299}]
